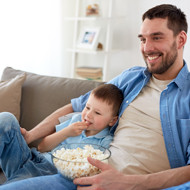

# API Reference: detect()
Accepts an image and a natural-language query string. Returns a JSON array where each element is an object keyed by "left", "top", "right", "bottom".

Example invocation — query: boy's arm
[
  {"left": 21, "top": 104, "right": 74, "bottom": 145},
  {"left": 38, "top": 121, "right": 88, "bottom": 152},
  {"left": 37, "top": 127, "right": 69, "bottom": 152}
]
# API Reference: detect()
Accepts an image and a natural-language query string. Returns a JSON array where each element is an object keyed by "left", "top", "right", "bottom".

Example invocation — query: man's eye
[
  {"left": 153, "top": 37, "right": 161, "bottom": 40},
  {"left": 140, "top": 38, "right": 146, "bottom": 43}
]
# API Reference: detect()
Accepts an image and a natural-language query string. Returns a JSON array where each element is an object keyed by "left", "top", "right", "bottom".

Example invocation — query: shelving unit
[{"left": 65, "top": 0, "right": 127, "bottom": 81}]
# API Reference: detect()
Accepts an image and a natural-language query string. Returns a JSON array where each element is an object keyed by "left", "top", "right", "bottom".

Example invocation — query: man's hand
[
  {"left": 74, "top": 158, "right": 190, "bottom": 190},
  {"left": 20, "top": 127, "right": 31, "bottom": 144},
  {"left": 73, "top": 157, "right": 145, "bottom": 190}
]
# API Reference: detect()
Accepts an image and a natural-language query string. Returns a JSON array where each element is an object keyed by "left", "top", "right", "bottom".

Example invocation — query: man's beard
[{"left": 145, "top": 41, "right": 178, "bottom": 74}]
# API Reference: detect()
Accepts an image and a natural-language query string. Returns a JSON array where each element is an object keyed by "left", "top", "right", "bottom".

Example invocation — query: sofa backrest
[{"left": 1, "top": 67, "right": 102, "bottom": 133}]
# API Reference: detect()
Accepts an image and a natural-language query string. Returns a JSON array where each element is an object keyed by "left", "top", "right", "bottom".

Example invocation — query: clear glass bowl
[{"left": 51, "top": 143, "right": 111, "bottom": 180}]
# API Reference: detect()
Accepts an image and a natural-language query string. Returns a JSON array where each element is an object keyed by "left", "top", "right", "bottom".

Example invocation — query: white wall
[
  {"left": 0, "top": 0, "right": 65, "bottom": 77},
  {"left": 0, "top": 0, "right": 190, "bottom": 80}
]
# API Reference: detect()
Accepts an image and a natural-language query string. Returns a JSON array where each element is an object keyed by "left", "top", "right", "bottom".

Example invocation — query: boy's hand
[
  {"left": 20, "top": 127, "right": 31, "bottom": 144},
  {"left": 65, "top": 121, "right": 88, "bottom": 137}
]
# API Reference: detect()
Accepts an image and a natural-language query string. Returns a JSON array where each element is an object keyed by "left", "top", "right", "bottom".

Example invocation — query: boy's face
[{"left": 81, "top": 93, "right": 117, "bottom": 136}]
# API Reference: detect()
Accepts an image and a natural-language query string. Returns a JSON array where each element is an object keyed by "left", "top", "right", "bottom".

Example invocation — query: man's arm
[
  {"left": 73, "top": 157, "right": 190, "bottom": 190},
  {"left": 21, "top": 103, "right": 73, "bottom": 144}
]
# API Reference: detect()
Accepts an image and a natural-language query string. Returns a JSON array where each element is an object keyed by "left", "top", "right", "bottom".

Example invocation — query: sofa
[
  {"left": 0, "top": 67, "right": 189, "bottom": 189},
  {"left": 0, "top": 67, "right": 102, "bottom": 184}
]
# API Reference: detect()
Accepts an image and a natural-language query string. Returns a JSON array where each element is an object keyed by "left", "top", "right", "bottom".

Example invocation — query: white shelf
[
  {"left": 64, "top": 16, "right": 127, "bottom": 21},
  {"left": 67, "top": 48, "right": 126, "bottom": 54},
  {"left": 65, "top": 0, "right": 127, "bottom": 81},
  {"left": 67, "top": 48, "right": 105, "bottom": 54}
]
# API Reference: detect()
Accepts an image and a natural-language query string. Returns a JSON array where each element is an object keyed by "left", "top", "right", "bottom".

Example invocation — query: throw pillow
[{"left": 0, "top": 73, "right": 26, "bottom": 121}]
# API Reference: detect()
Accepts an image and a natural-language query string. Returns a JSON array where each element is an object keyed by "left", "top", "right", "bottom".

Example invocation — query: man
[{"left": 0, "top": 4, "right": 190, "bottom": 190}]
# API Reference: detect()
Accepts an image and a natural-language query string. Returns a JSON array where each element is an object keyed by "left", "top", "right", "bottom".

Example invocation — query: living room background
[{"left": 0, "top": 0, "right": 190, "bottom": 81}]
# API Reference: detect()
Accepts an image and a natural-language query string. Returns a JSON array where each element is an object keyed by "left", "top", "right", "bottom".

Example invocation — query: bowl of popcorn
[{"left": 51, "top": 143, "right": 111, "bottom": 180}]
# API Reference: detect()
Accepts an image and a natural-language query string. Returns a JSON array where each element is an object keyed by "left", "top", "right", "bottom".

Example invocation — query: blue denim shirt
[{"left": 71, "top": 61, "right": 190, "bottom": 169}]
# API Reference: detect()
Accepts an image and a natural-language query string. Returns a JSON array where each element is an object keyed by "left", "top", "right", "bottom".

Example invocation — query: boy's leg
[
  {"left": 0, "top": 112, "right": 57, "bottom": 182},
  {"left": 0, "top": 174, "right": 77, "bottom": 190}
]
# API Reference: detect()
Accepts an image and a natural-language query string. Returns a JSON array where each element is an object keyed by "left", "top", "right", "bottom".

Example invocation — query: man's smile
[{"left": 145, "top": 53, "right": 163, "bottom": 63}]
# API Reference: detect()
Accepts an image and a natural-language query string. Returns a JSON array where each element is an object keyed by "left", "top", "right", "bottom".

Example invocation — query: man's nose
[{"left": 143, "top": 39, "right": 154, "bottom": 52}]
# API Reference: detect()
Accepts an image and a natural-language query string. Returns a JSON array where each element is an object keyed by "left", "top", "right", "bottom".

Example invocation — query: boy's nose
[{"left": 86, "top": 111, "right": 92, "bottom": 118}]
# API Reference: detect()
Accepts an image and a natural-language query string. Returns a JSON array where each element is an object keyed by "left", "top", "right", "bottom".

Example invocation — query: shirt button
[{"left": 126, "top": 100, "right": 129, "bottom": 103}]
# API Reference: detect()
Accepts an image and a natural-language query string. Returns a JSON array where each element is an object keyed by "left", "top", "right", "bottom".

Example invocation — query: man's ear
[
  {"left": 177, "top": 31, "right": 187, "bottom": 49},
  {"left": 108, "top": 116, "right": 118, "bottom": 126}
]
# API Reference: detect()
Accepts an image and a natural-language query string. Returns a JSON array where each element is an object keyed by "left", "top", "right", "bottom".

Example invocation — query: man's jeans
[
  {"left": 0, "top": 174, "right": 76, "bottom": 190},
  {"left": 0, "top": 112, "right": 57, "bottom": 183},
  {"left": 0, "top": 174, "right": 189, "bottom": 190}
]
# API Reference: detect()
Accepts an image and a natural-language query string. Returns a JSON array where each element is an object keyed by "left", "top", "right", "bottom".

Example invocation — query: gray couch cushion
[
  {"left": 0, "top": 73, "right": 26, "bottom": 121},
  {"left": 1, "top": 67, "right": 102, "bottom": 146}
]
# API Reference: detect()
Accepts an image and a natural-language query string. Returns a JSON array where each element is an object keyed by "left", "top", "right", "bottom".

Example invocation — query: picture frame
[{"left": 77, "top": 27, "right": 100, "bottom": 50}]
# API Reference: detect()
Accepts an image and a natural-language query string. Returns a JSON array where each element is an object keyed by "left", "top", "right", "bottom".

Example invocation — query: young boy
[
  {"left": 38, "top": 83, "right": 123, "bottom": 154},
  {"left": 0, "top": 83, "right": 123, "bottom": 183}
]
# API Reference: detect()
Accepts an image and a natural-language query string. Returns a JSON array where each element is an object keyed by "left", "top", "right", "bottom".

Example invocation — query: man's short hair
[{"left": 142, "top": 4, "right": 188, "bottom": 36}]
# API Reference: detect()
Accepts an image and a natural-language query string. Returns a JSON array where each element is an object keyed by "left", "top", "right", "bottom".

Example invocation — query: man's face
[{"left": 138, "top": 18, "right": 178, "bottom": 77}]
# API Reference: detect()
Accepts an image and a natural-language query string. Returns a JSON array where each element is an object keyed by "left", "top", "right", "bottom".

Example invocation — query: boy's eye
[
  {"left": 86, "top": 106, "right": 90, "bottom": 110},
  {"left": 95, "top": 112, "right": 101, "bottom": 115}
]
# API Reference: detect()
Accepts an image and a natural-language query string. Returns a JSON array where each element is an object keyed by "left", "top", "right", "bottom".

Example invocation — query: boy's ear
[{"left": 108, "top": 116, "right": 118, "bottom": 126}]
